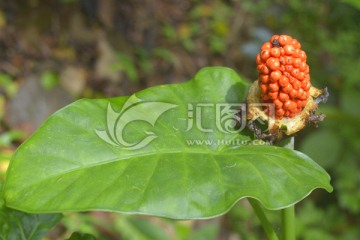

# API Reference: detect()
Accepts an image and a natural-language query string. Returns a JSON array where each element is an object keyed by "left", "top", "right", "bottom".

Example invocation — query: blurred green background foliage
[{"left": 0, "top": 0, "right": 359, "bottom": 239}]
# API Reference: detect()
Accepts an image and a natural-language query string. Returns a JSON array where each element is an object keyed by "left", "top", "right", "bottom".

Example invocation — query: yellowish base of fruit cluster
[{"left": 247, "top": 80, "right": 323, "bottom": 136}]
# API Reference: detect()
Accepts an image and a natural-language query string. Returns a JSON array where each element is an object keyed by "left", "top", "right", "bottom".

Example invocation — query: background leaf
[
  {"left": 188, "top": 223, "right": 218, "bottom": 240},
  {"left": 66, "top": 232, "right": 97, "bottom": 240},
  {"left": 114, "top": 216, "right": 169, "bottom": 240},
  {"left": 3, "top": 67, "right": 332, "bottom": 219},
  {"left": 0, "top": 207, "right": 62, "bottom": 240},
  {"left": 299, "top": 130, "right": 341, "bottom": 169},
  {"left": 0, "top": 184, "right": 62, "bottom": 240}
]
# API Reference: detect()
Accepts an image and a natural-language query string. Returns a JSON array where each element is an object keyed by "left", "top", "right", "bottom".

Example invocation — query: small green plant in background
[
  {"left": 0, "top": 74, "right": 18, "bottom": 98},
  {"left": 163, "top": 1, "right": 232, "bottom": 54},
  {"left": 112, "top": 52, "right": 139, "bottom": 83},
  {"left": 40, "top": 71, "right": 60, "bottom": 91}
]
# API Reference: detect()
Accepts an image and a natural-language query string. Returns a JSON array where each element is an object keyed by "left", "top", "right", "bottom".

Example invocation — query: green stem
[
  {"left": 279, "top": 136, "right": 296, "bottom": 240},
  {"left": 249, "top": 137, "right": 297, "bottom": 240},
  {"left": 281, "top": 205, "right": 295, "bottom": 240},
  {"left": 248, "top": 198, "right": 280, "bottom": 240}
]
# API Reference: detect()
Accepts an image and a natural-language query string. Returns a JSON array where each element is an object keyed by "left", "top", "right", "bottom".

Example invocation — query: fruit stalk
[
  {"left": 282, "top": 206, "right": 295, "bottom": 240},
  {"left": 279, "top": 137, "right": 296, "bottom": 240}
]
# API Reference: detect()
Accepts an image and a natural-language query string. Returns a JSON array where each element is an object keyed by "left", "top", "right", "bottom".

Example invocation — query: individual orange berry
[
  {"left": 268, "top": 92, "right": 278, "bottom": 100},
  {"left": 278, "top": 35, "right": 291, "bottom": 46},
  {"left": 260, "top": 49, "right": 271, "bottom": 61},
  {"left": 279, "top": 76, "right": 289, "bottom": 87},
  {"left": 297, "top": 88, "right": 304, "bottom": 98},
  {"left": 290, "top": 68, "right": 300, "bottom": 78},
  {"left": 299, "top": 62, "right": 307, "bottom": 72},
  {"left": 282, "top": 84, "right": 293, "bottom": 93},
  {"left": 269, "top": 83, "right": 279, "bottom": 92},
  {"left": 280, "top": 47, "right": 285, "bottom": 56},
  {"left": 283, "top": 72, "right": 291, "bottom": 78},
  {"left": 293, "top": 58, "right": 301, "bottom": 68},
  {"left": 299, "top": 50, "right": 307, "bottom": 61},
  {"left": 289, "top": 102, "right": 297, "bottom": 113},
  {"left": 276, "top": 108, "right": 285, "bottom": 118},
  {"left": 298, "top": 71, "right": 305, "bottom": 81},
  {"left": 289, "top": 89, "right": 298, "bottom": 98},
  {"left": 270, "top": 35, "right": 280, "bottom": 45},
  {"left": 293, "top": 49, "right": 301, "bottom": 58},
  {"left": 283, "top": 100, "right": 292, "bottom": 110},
  {"left": 260, "top": 83, "right": 268, "bottom": 93},
  {"left": 279, "top": 56, "right": 285, "bottom": 65},
  {"left": 291, "top": 110, "right": 298, "bottom": 115},
  {"left": 274, "top": 99, "right": 283, "bottom": 109},
  {"left": 304, "top": 74, "right": 310, "bottom": 82},
  {"left": 261, "top": 42, "right": 272, "bottom": 50},
  {"left": 291, "top": 39, "right": 301, "bottom": 49},
  {"left": 294, "top": 99, "right": 302, "bottom": 108},
  {"left": 289, "top": 77, "right": 296, "bottom": 84},
  {"left": 288, "top": 112, "right": 297, "bottom": 118},
  {"left": 260, "top": 65, "right": 270, "bottom": 74},
  {"left": 298, "top": 90, "right": 308, "bottom": 100},
  {"left": 283, "top": 45, "right": 295, "bottom": 55},
  {"left": 285, "top": 65, "right": 293, "bottom": 72},
  {"left": 270, "top": 48, "right": 281, "bottom": 58},
  {"left": 292, "top": 80, "right": 301, "bottom": 90},
  {"left": 284, "top": 56, "right": 294, "bottom": 65},
  {"left": 300, "top": 100, "right": 307, "bottom": 107},
  {"left": 279, "top": 93, "right": 289, "bottom": 102},
  {"left": 266, "top": 57, "right": 280, "bottom": 71},
  {"left": 302, "top": 81, "right": 311, "bottom": 91},
  {"left": 260, "top": 74, "right": 270, "bottom": 83},
  {"left": 270, "top": 70, "right": 282, "bottom": 82},
  {"left": 301, "top": 79, "right": 308, "bottom": 88},
  {"left": 256, "top": 53, "right": 262, "bottom": 64}
]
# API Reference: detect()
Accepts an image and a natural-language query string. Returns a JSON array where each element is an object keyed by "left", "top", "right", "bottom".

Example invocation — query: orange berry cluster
[{"left": 256, "top": 35, "right": 311, "bottom": 119}]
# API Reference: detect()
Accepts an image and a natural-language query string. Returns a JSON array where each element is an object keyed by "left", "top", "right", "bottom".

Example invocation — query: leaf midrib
[{"left": 10, "top": 148, "right": 308, "bottom": 191}]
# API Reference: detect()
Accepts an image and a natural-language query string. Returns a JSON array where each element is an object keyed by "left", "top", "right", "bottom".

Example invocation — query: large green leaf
[{"left": 3, "top": 67, "right": 332, "bottom": 219}]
